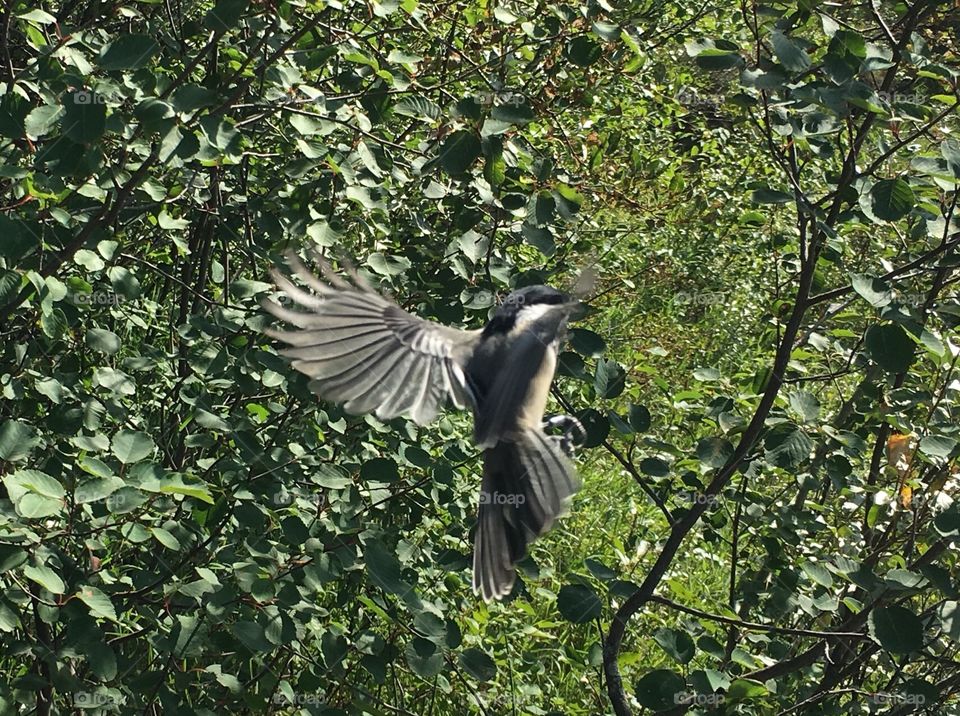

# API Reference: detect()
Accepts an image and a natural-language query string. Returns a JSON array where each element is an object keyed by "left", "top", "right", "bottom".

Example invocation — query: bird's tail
[{"left": 472, "top": 427, "right": 581, "bottom": 602}]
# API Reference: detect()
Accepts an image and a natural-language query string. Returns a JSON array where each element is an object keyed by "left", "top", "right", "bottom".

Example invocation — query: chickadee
[{"left": 263, "top": 252, "right": 586, "bottom": 601}]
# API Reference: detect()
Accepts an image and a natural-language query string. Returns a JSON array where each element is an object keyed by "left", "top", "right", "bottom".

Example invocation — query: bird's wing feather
[{"left": 264, "top": 253, "right": 480, "bottom": 425}]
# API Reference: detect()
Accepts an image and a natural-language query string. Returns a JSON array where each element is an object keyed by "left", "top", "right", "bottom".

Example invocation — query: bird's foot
[{"left": 542, "top": 414, "right": 586, "bottom": 457}]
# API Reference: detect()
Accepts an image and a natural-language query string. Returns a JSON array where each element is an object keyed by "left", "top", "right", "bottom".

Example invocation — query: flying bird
[{"left": 263, "top": 252, "right": 586, "bottom": 601}]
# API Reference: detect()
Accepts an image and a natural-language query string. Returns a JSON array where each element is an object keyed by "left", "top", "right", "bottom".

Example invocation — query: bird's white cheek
[{"left": 514, "top": 303, "right": 557, "bottom": 327}]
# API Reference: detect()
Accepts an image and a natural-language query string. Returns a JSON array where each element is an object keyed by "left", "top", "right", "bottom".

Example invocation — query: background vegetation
[{"left": 1, "top": 0, "right": 959, "bottom": 714}]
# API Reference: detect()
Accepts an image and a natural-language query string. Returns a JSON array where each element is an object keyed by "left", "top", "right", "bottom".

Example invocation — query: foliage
[{"left": 0, "top": 0, "right": 959, "bottom": 715}]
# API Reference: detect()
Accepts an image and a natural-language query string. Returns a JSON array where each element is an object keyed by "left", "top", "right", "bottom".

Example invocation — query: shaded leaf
[
  {"left": 557, "top": 584, "right": 602, "bottom": 623},
  {"left": 869, "top": 606, "right": 924, "bottom": 654}
]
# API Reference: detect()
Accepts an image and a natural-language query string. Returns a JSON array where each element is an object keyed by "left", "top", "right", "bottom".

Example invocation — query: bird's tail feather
[{"left": 472, "top": 428, "right": 581, "bottom": 602}]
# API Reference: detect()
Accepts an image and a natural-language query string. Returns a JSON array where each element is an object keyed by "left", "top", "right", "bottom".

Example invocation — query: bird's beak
[{"left": 566, "top": 299, "right": 589, "bottom": 321}]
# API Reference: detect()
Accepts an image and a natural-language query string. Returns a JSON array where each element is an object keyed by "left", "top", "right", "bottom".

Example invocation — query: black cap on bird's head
[
  {"left": 482, "top": 284, "right": 574, "bottom": 336},
  {"left": 503, "top": 284, "right": 567, "bottom": 311}
]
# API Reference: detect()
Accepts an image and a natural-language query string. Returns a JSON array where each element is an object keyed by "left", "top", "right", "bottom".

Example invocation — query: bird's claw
[{"left": 542, "top": 414, "right": 586, "bottom": 457}]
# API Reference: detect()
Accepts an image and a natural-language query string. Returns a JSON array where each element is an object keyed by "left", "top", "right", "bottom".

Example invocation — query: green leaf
[
  {"left": 24, "top": 104, "right": 63, "bottom": 139},
  {"left": 0, "top": 269, "right": 20, "bottom": 302},
  {"left": 0, "top": 420, "right": 39, "bottom": 462},
  {"left": 919, "top": 435, "right": 957, "bottom": 459},
  {"left": 695, "top": 49, "right": 744, "bottom": 70},
  {"left": 360, "top": 457, "right": 400, "bottom": 482},
  {"left": 439, "top": 130, "right": 481, "bottom": 176},
  {"left": 554, "top": 184, "right": 584, "bottom": 218},
  {"left": 98, "top": 34, "right": 159, "bottom": 71},
  {"left": 629, "top": 404, "right": 651, "bottom": 432},
  {"left": 459, "top": 648, "right": 496, "bottom": 681},
  {"left": 311, "top": 464, "right": 351, "bottom": 490},
  {"left": 409, "top": 612, "right": 443, "bottom": 646},
  {"left": 157, "top": 474, "right": 214, "bottom": 504},
  {"left": 491, "top": 101, "right": 534, "bottom": 125},
  {"left": 764, "top": 423, "right": 812, "bottom": 469},
  {"left": 870, "top": 179, "right": 915, "bottom": 221},
  {"left": 865, "top": 323, "right": 915, "bottom": 373},
  {"left": 594, "top": 359, "right": 626, "bottom": 398},
  {"left": 556, "top": 584, "right": 602, "bottom": 623},
  {"left": 94, "top": 367, "right": 136, "bottom": 395},
  {"left": 232, "top": 620, "right": 271, "bottom": 652},
  {"left": 3, "top": 469, "right": 64, "bottom": 501},
  {"left": 40, "top": 309, "right": 68, "bottom": 340},
  {"left": 171, "top": 84, "right": 217, "bottom": 113},
  {"left": 577, "top": 408, "right": 609, "bottom": 449},
  {"left": 883, "top": 569, "right": 925, "bottom": 591},
  {"left": 521, "top": 224, "right": 554, "bottom": 256},
  {"left": 801, "top": 561, "right": 834, "bottom": 588},
  {"left": 851, "top": 273, "right": 893, "bottom": 307},
  {"left": 654, "top": 627, "right": 695, "bottom": 664},
  {"left": 697, "top": 437, "right": 733, "bottom": 469},
  {"left": 935, "top": 505, "right": 960, "bottom": 537},
  {"left": 366, "top": 252, "right": 411, "bottom": 276},
  {"left": 771, "top": 31, "right": 811, "bottom": 72},
  {"left": 570, "top": 328, "right": 606, "bottom": 356},
  {"left": 16, "top": 494, "right": 63, "bottom": 519},
  {"left": 77, "top": 585, "right": 119, "bottom": 622},
  {"left": 23, "top": 564, "right": 65, "bottom": 594},
  {"left": 634, "top": 669, "right": 686, "bottom": 712},
  {"left": 112, "top": 430, "right": 155, "bottom": 464},
  {"left": 394, "top": 96, "right": 441, "bottom": 121},
  {"left": 565, "top": 36, "right": 602, "bottom": 67},
  {"left": 693, "top": 367, "right": 721, "bottom": 381},
  {"left": 86, "top": 328, "right": 121, "bottom": 354},
  {"left": 640, "top": 457, "right": 670, "bottom": 477},
  {"left": 585, "top": 558, "right": 617, "bottom": 581},
  {"left": 869, "top": 605, "right": 924, "bottom": 654},
  {"left": 366, "top": 541, "right": 414, "bottom": 600},
  {"left": 788, "top": 391, "right": 820, "bottom": 423},
  {"left": 19, "top": 9, "right": 57, "bottom": 24},
  {"left": 726, "top": 679, "right": 769, "bottom": 702},
  {"left": 751, "top": 188, "right": 793, "bottom": 204},
  {"left": 405, "top": 637, "right": 443, "bottom": 677},
  {"left": 939, "top": 601, "right": 960, "bottom": 642},
  {"left": 150, "top": 527, "right": 181, "bottom": 552},
  {"left": 204, "top": 0, "right": 249, "bottom": 32}
]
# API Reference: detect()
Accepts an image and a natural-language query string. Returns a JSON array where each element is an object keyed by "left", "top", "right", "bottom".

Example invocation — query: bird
[{"left": 262, "top": 251, "right": 586, "bottom": 601}]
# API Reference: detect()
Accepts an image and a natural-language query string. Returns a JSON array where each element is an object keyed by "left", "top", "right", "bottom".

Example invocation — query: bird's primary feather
[{"left": 263, "top": 252, "right": 481, "bottom": 425}]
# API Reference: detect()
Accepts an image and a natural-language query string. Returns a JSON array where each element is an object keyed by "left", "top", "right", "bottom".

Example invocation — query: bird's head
[{"left": 483, "top": 285, "right": 577, "bottom": 336}]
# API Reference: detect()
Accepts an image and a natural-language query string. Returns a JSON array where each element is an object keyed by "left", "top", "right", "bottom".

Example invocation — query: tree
[{"left": 0, "top": 0, "right": 958, "bottom": 714}]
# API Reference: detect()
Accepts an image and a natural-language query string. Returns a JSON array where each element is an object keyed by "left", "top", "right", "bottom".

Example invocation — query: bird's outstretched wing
[{"left": 263, "top": 253, "right": 481, "bottom": 425}]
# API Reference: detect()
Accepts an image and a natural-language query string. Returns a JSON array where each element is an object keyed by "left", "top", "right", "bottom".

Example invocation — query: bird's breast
[{"left": 518, "top": 342, "right": 557, "bottom": 429}]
